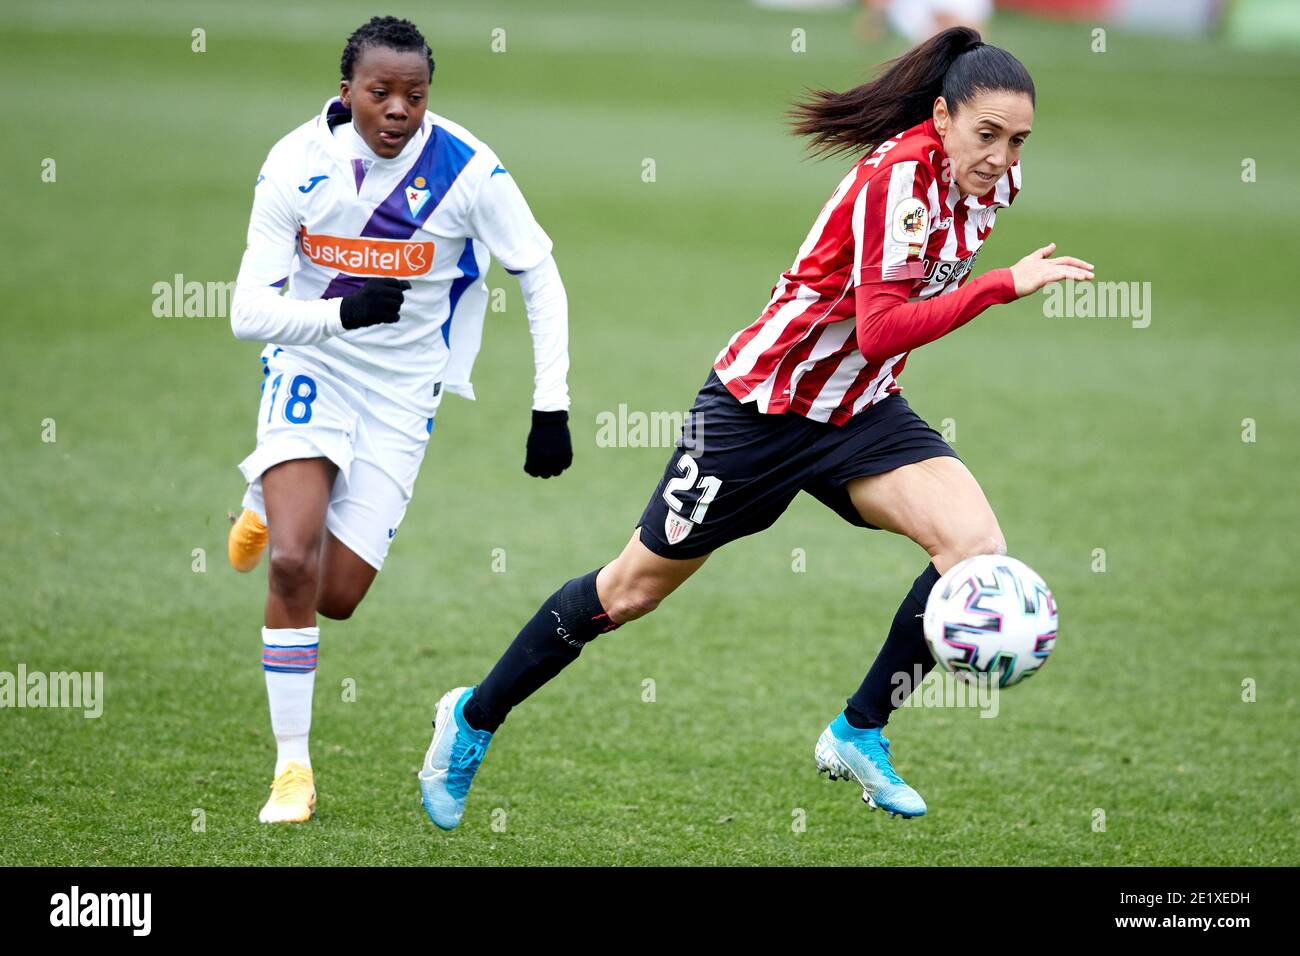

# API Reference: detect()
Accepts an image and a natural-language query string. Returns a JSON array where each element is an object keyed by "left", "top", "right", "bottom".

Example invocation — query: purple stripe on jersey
[
  {"left": 352, "top": 159, "right": 366, "bottom": 192},
  {"left": 362, "top": 124, "right": 477, "bottom": 240},
  {"left": 320, "top": 273, "right": 366, "bottom": 300},
  {"left": 326, "top": 98, "right": 351, "bottom": 124},
  {"left": 314, "top": 121, "right": 477, "bottom": 301},
  {"left": 443, "top": 239, "right": 480, "bottom": 346}
]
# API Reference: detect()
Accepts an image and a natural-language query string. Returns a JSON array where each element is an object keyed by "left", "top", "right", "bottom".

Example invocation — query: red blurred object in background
[{"left": 995, "top": 0, "right": 1115, "bottom": 18}]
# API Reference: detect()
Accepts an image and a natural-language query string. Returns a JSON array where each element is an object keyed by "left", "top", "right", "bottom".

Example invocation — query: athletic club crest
[
  {"left": 664, "top": 511, "right": 694, "bottom": 545},
  {"left": 405, "top": 175, "right": 431, "bottom": 216}
]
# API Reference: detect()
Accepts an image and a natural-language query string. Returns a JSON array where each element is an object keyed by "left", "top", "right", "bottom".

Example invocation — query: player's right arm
[
  {"left": 230, "top": 150, "right": 405, "bottom": 344},
  {"left": 229, "top": 152, "right": 345, "bottom": 345}
]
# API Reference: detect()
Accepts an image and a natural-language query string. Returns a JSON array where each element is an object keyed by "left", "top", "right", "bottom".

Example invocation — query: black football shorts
[{"left": 636, "top": 369, "right": 960, "bottom": 559}]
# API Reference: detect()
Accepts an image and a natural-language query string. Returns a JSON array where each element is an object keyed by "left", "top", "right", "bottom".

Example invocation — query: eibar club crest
[
  {"left": 406, "top": 175, "right": 431, "bottom": 216},
  {"left": 664, "top": 511, "right": 694, "bottom": 545}
]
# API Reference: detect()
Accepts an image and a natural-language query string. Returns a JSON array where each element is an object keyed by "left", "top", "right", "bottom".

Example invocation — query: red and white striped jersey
[{"left": 714, "top": 117, "right": 1021, "bottom": 425}]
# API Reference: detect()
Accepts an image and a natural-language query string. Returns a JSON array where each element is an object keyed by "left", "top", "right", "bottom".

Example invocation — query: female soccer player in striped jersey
[
  {"left": 227, "top": 17, "right": 575, "bottom": 823},
  {"left": 419, "top": 27, "right": 1093, "bottom": 827}
]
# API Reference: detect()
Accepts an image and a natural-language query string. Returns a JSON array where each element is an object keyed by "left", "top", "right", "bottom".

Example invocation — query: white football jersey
[{"left": 234, "top": 97, "right": 553, "bottom": 418}]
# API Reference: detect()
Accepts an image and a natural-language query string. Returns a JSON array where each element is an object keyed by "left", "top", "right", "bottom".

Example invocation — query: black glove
[
  {"left": 340, "top": 278, "right": 410, "bottom": 330},
  {"left": 524, "top": 409, "right": 572, "bottom": 478}
]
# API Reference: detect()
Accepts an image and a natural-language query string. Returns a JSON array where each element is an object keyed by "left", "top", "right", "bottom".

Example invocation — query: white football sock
[{"left": 261, "top": 626, "right": 319, "bottom": 777}]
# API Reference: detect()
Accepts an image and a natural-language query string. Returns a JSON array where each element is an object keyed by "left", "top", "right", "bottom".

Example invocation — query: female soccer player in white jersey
[
  {"left": 227, "top": 17, "right": 575, "bottom": 823},
  {"left": 419, "top": 27, "right": 1094, "bottom": 828}
]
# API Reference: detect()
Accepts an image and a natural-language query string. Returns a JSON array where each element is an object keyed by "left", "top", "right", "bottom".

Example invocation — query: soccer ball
[{"left": 922, "top": 554, "right": 1058, "bottom": 688}]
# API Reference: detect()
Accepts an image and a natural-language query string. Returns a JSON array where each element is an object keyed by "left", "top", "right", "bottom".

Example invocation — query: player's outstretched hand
[
  {"left": 524, "top": 409, "right": 573, "bottom": 478},
  {"left": 1009, "top": 243, "right": 1094, "bottom": 298},
  {"left": 340, "top": 278, "right": 411, "bottom": 330}
]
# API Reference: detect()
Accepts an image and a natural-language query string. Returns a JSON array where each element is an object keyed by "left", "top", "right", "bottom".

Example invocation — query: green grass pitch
[{"left": 1, "top": 0, "right": 1297, "bottom": 865}]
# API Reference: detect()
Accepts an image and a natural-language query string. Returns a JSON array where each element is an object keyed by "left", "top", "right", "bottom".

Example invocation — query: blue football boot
[
  {"left": 815, "top": 711, "right": 927, "bottom": 818},
  {"left": 419, "top": 686, "right": 493, "bottom": 830}
]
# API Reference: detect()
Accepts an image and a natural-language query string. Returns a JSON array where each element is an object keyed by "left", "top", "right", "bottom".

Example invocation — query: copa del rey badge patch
[
  {"left": 405, "top": 176, "right": 431, "bottom": 217},
  {"left": 664, "top": 511, "right": 694, "bottom": 545},
  {"left": 891, "top": 197, "right": 928, "bottom": 247}
]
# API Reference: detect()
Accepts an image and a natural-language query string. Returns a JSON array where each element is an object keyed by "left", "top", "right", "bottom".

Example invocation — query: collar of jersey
[
  {"left": 919, "top": 117, "right": 1018, "bottom": 213},
  {"left": 316, "top": 97, "right": 428, "bottom": 167}
]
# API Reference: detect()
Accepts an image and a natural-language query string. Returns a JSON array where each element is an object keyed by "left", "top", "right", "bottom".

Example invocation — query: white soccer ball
[{"left": 922, "top": 554, "right": 1058, "bottom": 688}]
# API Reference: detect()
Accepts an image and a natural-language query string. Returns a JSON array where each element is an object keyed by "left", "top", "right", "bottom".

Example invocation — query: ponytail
[{"left": 790, "top": 27, "right": 1035, "bottom": 159}]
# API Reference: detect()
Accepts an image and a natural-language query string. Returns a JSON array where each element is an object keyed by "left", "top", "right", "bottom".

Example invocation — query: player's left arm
[
  {"left": 854, "top": 244, "right": 1095, "bottom": 363},
  {"left": 850, "top": 158, "right": 1014, "bottom": 362},
  {"left": 851, "top": 159, "right": 1092, "bottom": 362},
  {"left": 467, "top": 157, "right": 573, "bottom": 479}
]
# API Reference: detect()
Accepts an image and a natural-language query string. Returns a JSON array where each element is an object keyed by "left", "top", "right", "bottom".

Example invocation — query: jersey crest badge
[
  {"left": 664, "top": 511, "right": 694, "bottom": 546},
  {"left": 892, "top": 197, "right": 928, "bottom": 244},
  {"left": 406, "top": 175, "right": 431, "bottom": 216}
]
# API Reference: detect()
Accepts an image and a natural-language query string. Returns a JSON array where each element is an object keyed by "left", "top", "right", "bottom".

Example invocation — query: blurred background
[
  {"left": 759, "top": 0, "right": 1299, "bottom": 49},
  {"left": 1, "top": 0, "right": 1296, "bottom": 865}
]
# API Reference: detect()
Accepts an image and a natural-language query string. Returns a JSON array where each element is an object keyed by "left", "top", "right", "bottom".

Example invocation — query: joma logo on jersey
[
  {"left": 298, "top": 226, "right": 435, "bottom": 278},
  {"left": 923, "top": 253, "right": 978, "bottom": 286}
]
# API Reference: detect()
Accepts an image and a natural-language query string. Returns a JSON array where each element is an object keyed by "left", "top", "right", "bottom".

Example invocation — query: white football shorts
[{"left": 238, "top": 346, "right": 438, "bottom": 570}]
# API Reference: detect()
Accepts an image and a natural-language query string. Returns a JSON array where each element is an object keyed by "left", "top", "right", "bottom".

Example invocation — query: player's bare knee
[
  {"left": 939, "top": 526, "right": 1006, "bottom": 567},
  {"left": 606, "top": 583, "right": 665, "bottom": 624},
  {"left": 268, "top": 548, "right": 319, "bottom": 596}
]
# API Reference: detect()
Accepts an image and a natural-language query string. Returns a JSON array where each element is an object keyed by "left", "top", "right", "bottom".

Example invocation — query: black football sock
[
  {"left": 462, "top": 568, "right": 619, "bottom": 733},
  {"left": 843, "top": 562, "right": 941, "bottom": 730}
]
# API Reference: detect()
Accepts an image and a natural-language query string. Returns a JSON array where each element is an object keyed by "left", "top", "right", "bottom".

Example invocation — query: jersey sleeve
[
  {"left": 230, "top": 149, "right": 345, "bottom": 345},
  {"left": 853, "top": 268, "right": 1018, "bottom": 363},
  {"left": 515, "top": 255, "right": 571, "bottom": 412},
  {"left": 238, "top": 161, "right": 299, "bottom": 289},
  {"left": 466, "top": 153, "right": 553, "bottom": 273},
  {"left": 851, "top": 159, "right": 936, "bottom": 286}
]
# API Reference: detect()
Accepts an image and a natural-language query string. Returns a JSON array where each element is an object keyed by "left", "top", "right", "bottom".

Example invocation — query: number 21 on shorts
[
  {"left": 662, "top": 452, "right": 722, "bottom": 546},
  {"left": 265, "top": 373, "right": 318, "bottom": 425}
]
